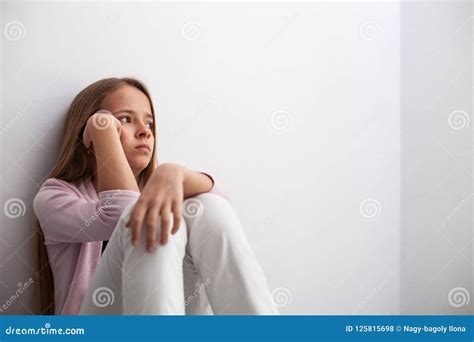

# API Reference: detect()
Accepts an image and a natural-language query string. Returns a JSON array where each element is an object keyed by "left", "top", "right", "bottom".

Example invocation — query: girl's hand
[
  {"left": 83, "top": 110, "right": 122, "bottom": 151},
  {"left": 125, "top": 163, "right": 186, "bottom": 253}
]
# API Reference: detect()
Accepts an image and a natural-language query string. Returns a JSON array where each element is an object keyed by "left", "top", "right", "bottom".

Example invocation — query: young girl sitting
[{"left": 33, "top": 77, "right": 278, "bottom": 315}]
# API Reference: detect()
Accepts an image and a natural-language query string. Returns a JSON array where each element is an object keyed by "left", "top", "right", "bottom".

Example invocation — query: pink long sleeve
[{"left": 33, "top": 178, "right": 140, "bottom": 244}]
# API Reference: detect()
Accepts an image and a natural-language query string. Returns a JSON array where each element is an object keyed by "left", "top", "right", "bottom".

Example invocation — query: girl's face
[{"left": 100, "top": 85, "right": 155, "bottom": 176}]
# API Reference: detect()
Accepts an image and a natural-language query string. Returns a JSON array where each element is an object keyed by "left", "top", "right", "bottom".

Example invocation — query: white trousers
[{"left": 79, "top": 192, "right": 279, "bottom": 315}]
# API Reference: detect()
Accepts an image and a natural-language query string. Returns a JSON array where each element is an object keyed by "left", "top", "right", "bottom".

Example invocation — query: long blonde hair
[{"left": 34, "top": 77, "right": 157, "bottom": 314}]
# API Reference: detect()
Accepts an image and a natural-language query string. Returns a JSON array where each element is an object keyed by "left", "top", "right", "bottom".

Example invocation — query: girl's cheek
[{"left": 119, "top": 128, "right": 131, "bottom": 146}]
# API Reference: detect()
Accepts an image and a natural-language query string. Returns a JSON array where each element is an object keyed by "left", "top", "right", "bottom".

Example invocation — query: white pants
[{"left": 79, "top": 192, "right": 279, "bottom": 315}]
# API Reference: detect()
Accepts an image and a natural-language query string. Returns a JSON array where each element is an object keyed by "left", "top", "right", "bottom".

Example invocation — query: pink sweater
[{"left": 32, "top": 172, "right": 226, "bottom": 315}]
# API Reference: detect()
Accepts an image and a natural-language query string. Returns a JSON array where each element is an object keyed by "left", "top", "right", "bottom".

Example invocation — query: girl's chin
[
  {"left": 128, "top": 154, "right": 151, "bottom": 161},
  {"left": 129, "top": 159, "right": 151, "bottom": 171}
]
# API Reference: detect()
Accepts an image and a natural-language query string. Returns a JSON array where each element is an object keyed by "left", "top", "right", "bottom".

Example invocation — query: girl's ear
[{"left": 86, "top": 142, "right": 95, "bottom": 155}]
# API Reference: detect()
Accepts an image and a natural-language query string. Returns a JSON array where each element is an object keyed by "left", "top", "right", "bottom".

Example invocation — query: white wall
[
  {"left": 2, "top": 1, "right": 402, "bottom": 315},
  {"left": 400, "top": 0, "right": 473, "bottom": 315}
]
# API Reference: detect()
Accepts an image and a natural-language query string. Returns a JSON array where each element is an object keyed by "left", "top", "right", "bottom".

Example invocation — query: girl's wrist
[{"left": 156, "top": 163, "right": 186, "bottom": 183}]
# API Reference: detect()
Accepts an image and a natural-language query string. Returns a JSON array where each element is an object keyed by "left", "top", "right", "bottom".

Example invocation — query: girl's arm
[
  {"left": 84, "top": 112, "right": 139, "bottom": 193},
  {"left": 33, "top": 178, "right": 140, "bottom": 243},
  {"left": 182, "top": 166, "right": 213, "bottom": 199},
  {"left": 34, "top": 112, "right": 141, "bottom": 244},
  {"left": 124, "top": 163, "right": 229, "bottom": 253}
]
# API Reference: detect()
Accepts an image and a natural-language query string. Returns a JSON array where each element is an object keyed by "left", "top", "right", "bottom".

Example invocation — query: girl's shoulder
[
  {"left": 36, "top": 177, "right": 91, "bottom": 198},
  {"left": 41, "top": 177, "right": 76, "bottom": 188}
]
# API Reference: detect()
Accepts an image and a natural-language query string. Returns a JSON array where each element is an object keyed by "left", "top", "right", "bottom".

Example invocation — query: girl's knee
[
  {"left": 118, "top": 201, "right": 138, "bottom": 227},
  {"left": 117, "top": 201, "right": 187, "bottom": 249},
  {"left": 184, "top": 192, "right": 240, "bottom": 238},
  {"left": 185, "top": 193, "right": 234, "bottom": 222}
]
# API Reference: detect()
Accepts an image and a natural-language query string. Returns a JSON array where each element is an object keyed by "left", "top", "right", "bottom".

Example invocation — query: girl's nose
[{"left": 136, "top": 124, "right": 151, "bottom": 139}]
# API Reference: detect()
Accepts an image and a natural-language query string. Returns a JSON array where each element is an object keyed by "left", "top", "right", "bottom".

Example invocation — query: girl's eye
[
  {"left": 118, "top": 116, "right": 131, "bottom": 124},
  {"left": 118, "top": 116, "right": 153, "bottom": 129}
]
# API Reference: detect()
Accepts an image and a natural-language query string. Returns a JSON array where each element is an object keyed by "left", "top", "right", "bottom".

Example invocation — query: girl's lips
[
  {"left": 135, "top": 144, "right": 151, "bottom": 152},
  {"left": 135, "top": 146, "right": 150, "bottom": 152}
]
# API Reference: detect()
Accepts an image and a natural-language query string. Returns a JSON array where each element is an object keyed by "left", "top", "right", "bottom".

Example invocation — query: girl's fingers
[
  {"left": 126, "top": 199, "right": 147, "bottom": 246},
  {"left": 127, "top": 194, "right": 181, "bottom": 250},
  {"left": 159, "top": 204, "right": 172, "bottom": 245},
  {"left": 145, "top": 203, "right": 161, "bottom": 253},
  {"left": 131, "top": 223, "right": 142, "bottom": 247},
  {"left": 171, "top": 200, "right": 182, "bottom": 235}
]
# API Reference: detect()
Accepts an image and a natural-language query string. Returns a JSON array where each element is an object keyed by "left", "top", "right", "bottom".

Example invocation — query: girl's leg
[
  {"left": 182, "top": 193, "right": 279, "bottom": 315},
  {"left": 121, "top": 203, "right": 187, "bottom": 315},
  {"left": 79, "top": 201, "right": 188, "bottom": 315},
  {"left": 183, "top": 246, "right": 214, "bottom": 315},
  {"left": 78, "top": 204, "right": 130, "bottom": 315}
]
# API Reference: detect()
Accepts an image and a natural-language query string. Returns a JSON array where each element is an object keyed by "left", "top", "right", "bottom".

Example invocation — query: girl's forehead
[{"left": 102, "top": 85, "right": 152, "bottom": 111}]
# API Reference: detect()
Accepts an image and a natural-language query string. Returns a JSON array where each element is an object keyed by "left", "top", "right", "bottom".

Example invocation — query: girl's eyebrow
[{"left": 112, "top": 109, "right": 153, "bottom": 120}]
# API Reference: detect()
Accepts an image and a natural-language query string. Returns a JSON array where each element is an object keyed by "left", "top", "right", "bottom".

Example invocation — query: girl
[{"left": 32, "top": 77, "right": 278, "bottom": 315}]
